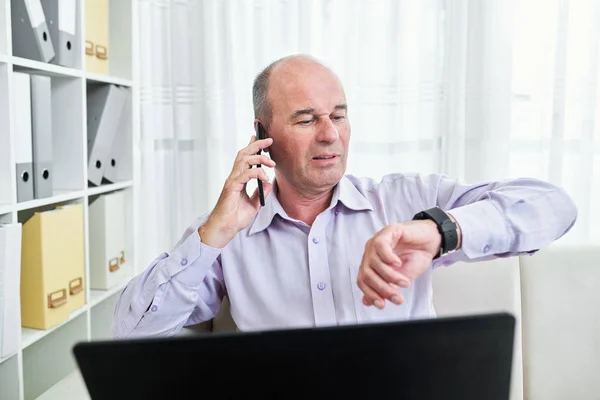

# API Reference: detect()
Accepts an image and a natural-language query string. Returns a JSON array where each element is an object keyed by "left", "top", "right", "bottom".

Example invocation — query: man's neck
[{"left": 275, "top": 177, "right": 334, "bottom": 226}]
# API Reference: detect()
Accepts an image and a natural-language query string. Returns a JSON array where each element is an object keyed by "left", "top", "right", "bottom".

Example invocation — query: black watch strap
[{"left": 412, "top": 206, "right": 459, "bottom": 259}]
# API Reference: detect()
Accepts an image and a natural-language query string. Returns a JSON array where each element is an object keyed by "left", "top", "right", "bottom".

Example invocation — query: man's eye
[
  {"left": 298, "top": 120, "right": 313, "bottom": 125},
  {"left": 332, "top": 115, "right": 346, "bottom": 121}
]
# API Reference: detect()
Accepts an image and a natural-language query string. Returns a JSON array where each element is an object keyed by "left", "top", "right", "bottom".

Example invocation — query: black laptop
[{"left": 73, "top": 312, "right": 515, "bottom": 400}]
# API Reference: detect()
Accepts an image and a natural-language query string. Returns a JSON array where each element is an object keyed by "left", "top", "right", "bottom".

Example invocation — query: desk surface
[{"left": 36, "top": 369, "right": 90, "bottom": 400}]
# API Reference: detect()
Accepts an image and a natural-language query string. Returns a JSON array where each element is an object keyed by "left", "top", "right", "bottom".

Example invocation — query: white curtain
[{"left": 138, "top": 0, "right": 600, "bottom": 268}]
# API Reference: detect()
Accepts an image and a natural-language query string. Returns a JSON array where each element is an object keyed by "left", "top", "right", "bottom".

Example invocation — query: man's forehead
[{"left": 268, "top": 65, "right": 346, "bottom": 114}]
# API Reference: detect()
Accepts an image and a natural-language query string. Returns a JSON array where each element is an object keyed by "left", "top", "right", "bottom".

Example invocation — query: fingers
[
  {"left": 373, "top": 231, "right": 403, "bottom": 267},
  {"left": 357, "top": 228, "right": 410, "bottom": 309},
  {"left": 236, "top": 154, "right": 276, "bottom": 173},
  {"left": 237, "top": 136, "right": 273, "bottom": 160},
  {"left": 232, "top": 136, "right": 275, "bottom": 176},
  {"left": 224, "top": 134, "right": 274, "bottom": 196},
  {"left": 362, "top": 291, "right": 405, "bottom": 308},
  {"left": 358, "top": 277, "right": 386, "bottom": 308},
  {"left": 369, "top": 255, "right": 410, "bottom": 288},
  {"left": 359, "top": 268, "right": 405, "bottom": 308},
  {"left": 235, "top": 166, "right": 270, "bottom": 186},
  {"left": 370, "top": 233, "right": 410, "bottom": 286},
  {"left": 249, "top": 181, "right": 273, "bottom": 208}
]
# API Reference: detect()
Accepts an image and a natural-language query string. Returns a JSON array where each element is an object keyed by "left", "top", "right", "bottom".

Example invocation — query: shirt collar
[
  {"left": 248, "top": 175, "right": 373, "bottom": 236},
  {"left": 332, "top": 175, "right": 374, "bottom": 213},
  {"left": 248, "top": 182, "right": 289, "bottom": 236}
]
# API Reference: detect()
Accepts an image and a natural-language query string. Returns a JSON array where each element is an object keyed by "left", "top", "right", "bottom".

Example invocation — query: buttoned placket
[{"left": 307, "top": 210, "right": 337, "bottom": 326}]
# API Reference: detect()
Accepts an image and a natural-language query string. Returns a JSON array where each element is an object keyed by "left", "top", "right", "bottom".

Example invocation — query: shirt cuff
[{"left": 447, "top": 200, "right": 511, "bottom": 259}]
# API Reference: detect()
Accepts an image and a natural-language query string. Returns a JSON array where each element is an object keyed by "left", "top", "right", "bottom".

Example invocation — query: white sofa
[{"left": 184, "top": 244, "right": 600, "bottom": 400}]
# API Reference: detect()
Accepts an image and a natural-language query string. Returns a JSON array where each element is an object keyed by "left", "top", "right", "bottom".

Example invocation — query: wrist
[
  {"left": 198, "top": 219, "right": 234, "bottom": 249},
  {"left": 412, "top": 206, "right": 460, "bottom": 259},
  {"left": 421, "top": 219, "right": 443, "bottom": 258},
  {"left": 446, "top": 212, "right": 462, "bottom": 250}
]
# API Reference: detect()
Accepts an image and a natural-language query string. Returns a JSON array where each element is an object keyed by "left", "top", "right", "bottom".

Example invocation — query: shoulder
[{"left": 344, "top": 172, "right": 448, "bottom": 193}]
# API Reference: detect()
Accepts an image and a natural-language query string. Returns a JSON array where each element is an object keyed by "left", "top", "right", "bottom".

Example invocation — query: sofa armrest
[
  {"left": 432, "top": 257, "right": 523, "bottom": 400},
  {"left": 520, "top": 244, "right": 600, "bottom": 400}
]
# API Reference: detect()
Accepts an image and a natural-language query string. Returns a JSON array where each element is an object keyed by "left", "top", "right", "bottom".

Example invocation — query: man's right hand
[{"left": 198, "top": 135, "right": 275, "bottom": 248}]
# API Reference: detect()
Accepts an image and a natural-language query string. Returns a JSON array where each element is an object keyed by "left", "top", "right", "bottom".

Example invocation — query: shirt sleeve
[
  {"left": 112, "top": 216, "right": 225, "bottom": 339},
  {"left": 415, "top": 174, "right": 578, "bottom": 265}
]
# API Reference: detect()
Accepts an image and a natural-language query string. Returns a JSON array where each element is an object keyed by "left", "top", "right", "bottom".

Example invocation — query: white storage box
[{"left": 89, "top": 191, "right": 130, "bottom": 289}]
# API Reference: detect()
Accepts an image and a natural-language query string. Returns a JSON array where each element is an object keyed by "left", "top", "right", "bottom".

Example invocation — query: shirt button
[
  {"left": 483, "top": 245, "right": 490, "bottom": 254},
  {"left": 312, "top": 237, "right": 320, "bottom": 244},
  {"left": 159, "top": 252, "right": 168, "bottom": 260},
  {"left": 180, "top": 258, "right": 188, "bottom": 266},
  {"left": 150, "top": 305, "right": 158, "bottom": 312},
  {"left": 317, "top": 282, "right": 326, "bottom": 290}
]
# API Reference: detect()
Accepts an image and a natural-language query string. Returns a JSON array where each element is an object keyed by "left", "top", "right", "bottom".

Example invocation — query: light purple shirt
[{"left": 113, "top": 173, "right": 577, "bottom": 338}]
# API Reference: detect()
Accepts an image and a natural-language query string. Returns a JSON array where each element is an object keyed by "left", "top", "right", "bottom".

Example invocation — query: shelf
[
  {"left": 11, "top": 56, "right": 82, "bottom": 79},
  {"left": 90, "top": 277, "right": 131, "bottom": 307},
  {"left": 87, "top": 180, "right": 134, "bottom": 197},
  {"left": 0, "top": 354, "right": 19, "bottom": 399},
  {"left": 1, "top": 0, "right": 139, "bottom": 397},
  {"left": 19, "top": 279, "right": 131, "bottom": 351},
  {"left": 14, "top": 190, "right": 86, "bottom": 212},
  {"left": 0, "top": 353, "right": 13, "bottom": 366},
  {"left": 36, "top": 369, "right": 90, "bottom": 400},
  {"left": 21, "top": 306, "right": 89, "bottom": 350},
  {"left": 86, "top": 72, "right": 133, "bottom": 87},
  {"left": 0, "top": 62, "right": 11, "bottom": 206},
  {"left": 0, "top": 204, "right": 12, "bottom": 215}
]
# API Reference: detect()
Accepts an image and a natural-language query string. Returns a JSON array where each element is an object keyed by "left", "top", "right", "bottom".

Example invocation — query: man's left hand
[{"left": 357, "top": 220, "right": 443, "bottom": 309}]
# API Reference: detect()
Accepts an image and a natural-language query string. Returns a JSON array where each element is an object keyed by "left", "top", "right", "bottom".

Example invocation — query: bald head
[{"left": 252, "top": 54, "right": 343, "bottom": 128}]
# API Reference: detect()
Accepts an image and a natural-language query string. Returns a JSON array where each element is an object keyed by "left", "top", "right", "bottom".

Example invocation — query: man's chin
[{"left": 313, "top": 169, "right": 345, "bottom": 187}]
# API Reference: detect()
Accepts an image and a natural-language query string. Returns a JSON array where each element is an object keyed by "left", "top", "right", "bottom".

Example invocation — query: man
[{"left": 113, "top": 54, "right": 577, "bottom": 338}]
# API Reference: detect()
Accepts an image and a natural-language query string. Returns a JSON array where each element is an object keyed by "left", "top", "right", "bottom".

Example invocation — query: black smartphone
[{"left": 255, "top": 123, "right": 266, "bottom": 206}]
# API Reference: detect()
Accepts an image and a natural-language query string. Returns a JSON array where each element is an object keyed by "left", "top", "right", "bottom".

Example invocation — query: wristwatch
[{"left": 412, "top": 206, "right": 459, "bottom": 259}]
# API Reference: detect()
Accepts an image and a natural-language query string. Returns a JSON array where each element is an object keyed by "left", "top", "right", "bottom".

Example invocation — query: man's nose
[{"left": 316, "top": 119, "right": 339, "bottom": 143}]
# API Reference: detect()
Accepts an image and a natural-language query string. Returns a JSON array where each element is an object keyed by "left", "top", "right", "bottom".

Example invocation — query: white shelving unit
[{"left": 0, "top": 0, "right": 140, "bottom": 399}]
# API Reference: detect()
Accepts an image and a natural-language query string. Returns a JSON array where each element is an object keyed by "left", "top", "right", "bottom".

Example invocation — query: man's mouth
[{"left": 313, "top": 155, "right": 338, "bottom": 160}]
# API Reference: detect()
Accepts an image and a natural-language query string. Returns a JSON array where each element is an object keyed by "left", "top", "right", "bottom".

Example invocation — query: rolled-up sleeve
[
  {"left": 418, "top": 175, "right": 578, "bottom": 264},
  {"left": 112, "top": 219, "right": 224, "bottom": 339}
]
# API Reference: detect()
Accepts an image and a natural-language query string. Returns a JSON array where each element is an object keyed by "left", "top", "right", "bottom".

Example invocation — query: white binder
[
  {"left": 41, "top": 0, "right": 77, "bottom": 67},
  {"left": 14, "top": 72, "right": 34, "bottom": 202},
  {"left": 87, "top": 84, "right": 127, "bottom": 186},
  {"left": 30, "top": 74, "right": 54, "bottom": 199},
  {"left": 0, "top": 223, "right": 23, "bottom": 359},
  {"left": 11, "top": 0, "right": 55, "bottom": 62},
  {"left": 103, "top": 87, "right": 132, "bottom": 183},
  {"left": 89, "top": 191, "right": 130, "bottom": 289}
]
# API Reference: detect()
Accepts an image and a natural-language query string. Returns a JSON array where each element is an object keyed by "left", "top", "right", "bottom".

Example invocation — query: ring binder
[
  {"left": 14, "top": 72, "right": 35, "bottom": 202},
  {"left": 87, "top": 84, "right": 127, "bottom": 186},
  {"left": 41, "top": 0, "right": 77, "bottom": 67},
  {"left": 30, "top": 74, "right": 54, "bottom": 199},
  {"left": 11, "top": 0, "right": 56, "bottom": 62}
]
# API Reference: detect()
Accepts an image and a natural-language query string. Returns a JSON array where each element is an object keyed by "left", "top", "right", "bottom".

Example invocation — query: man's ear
[{"left": 259, "top": 121, "right": 272, "bottom": 152}]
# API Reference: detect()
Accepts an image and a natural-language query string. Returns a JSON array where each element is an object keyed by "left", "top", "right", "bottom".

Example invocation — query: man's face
[{"left": 265, "top": 61, "right": 350, "bottom": 195}]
